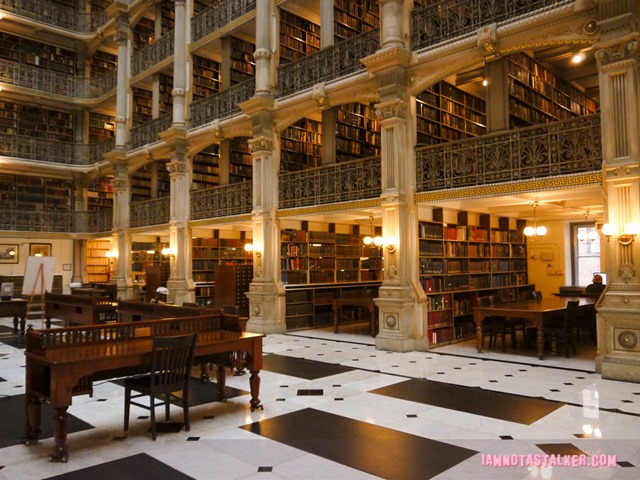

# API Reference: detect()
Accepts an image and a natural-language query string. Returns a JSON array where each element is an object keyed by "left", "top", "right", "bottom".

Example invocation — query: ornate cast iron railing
[
  {"left": 412, "top": 0, "right": 572, "bottom": 50},
  {"left": 277, "top": 29, "right": 380, "bottom": 98},
  {"left": 279, "top": 156, "right": 381, "bottom": 209},
  {"left": 416, "top": 115, "right": 602, "bottom": 192},
  {"left": 191, "top": 181, "right": 252, "bottom": 220},
  {"left": 128, "top": 113, "right": 173, "bottom": 151},
  {"left": 191, "top": 0, "right": 256, "bottom": 43},
  {"left": 189, "top": 79, "right": 254, "bottom": 129},
  {"left": 130, "top": 197, "right": 171, "bottom": 228},
  {"left": 74, "top": 209, "right": 113, "bottom": 234},
  {"left": 0, "top": 208, "right": 111, "bottom": 234},
  {"left": 131, "top": 32, "right": 175, "bottom": 78},
  {"left": 0, "top": 0, "right": 109, "bottom": 33},
  {"left": 0, "top": 135, "right": 113, "bottom": 166}
]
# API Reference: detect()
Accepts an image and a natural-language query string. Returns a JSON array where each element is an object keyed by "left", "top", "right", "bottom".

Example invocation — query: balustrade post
[{"left": 593, "top": 4, "right": 640, "bottom": 380}]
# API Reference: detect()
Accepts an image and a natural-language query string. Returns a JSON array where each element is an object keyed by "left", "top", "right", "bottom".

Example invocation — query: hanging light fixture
[
  {"left": 363, "top": 216, "right": 384, "bottom": 247},
  {"left": 523, "top": 201, "right": 547, "bottom": 239},
  {"left": 577, "top": 210, "right": 599, "bottom": 244}
]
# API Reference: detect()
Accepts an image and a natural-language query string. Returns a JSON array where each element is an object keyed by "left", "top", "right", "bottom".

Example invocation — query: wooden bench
[
  {"left": 23, "top": 314, "right": 264, "bottom": 462},
  {"left": 117, "top": 299, "right": 222, "bottom": 323},
  {"left": 44, "top": 292, "right": 118, "bottom": 328}
]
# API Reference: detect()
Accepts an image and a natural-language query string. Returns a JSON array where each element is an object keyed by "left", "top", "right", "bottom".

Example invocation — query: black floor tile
[
  {"left": 43, "top": 453, "right": 194, "bottom": 480},
  {"left": 371, "top": 379, "right": 563, "bottom": 425},
  {"left": 0, "top": 394, "right": 93, "bottom": 448},
  {"left": 263, "top": 354, "right": 354, "bottom": 380},
  {"left": 241, "top": 407, "right": 476, "bottom": 480},
  {"left": 536, "top": 443, "right": 587, "bottom": 456}
]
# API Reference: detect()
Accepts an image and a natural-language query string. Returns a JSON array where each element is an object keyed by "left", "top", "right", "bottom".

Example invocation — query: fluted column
[
  {"left": 593, "top": 1, "right": 640, "bottom": 381},
  {"left": 111, "top": 160, "right": 133, "bottom": 298}
]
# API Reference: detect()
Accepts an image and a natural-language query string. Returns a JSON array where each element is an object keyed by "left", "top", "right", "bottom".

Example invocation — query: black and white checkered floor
[{"left": 1, "top": 319, "right": 638, "bottom": 479}]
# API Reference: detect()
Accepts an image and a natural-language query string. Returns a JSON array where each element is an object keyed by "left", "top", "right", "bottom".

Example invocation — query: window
[{"left": 572, "top": 222, "right": 601, "bottom": 286}]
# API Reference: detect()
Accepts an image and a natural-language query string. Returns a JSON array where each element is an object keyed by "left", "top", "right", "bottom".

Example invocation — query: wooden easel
[{"left": 25, "top": 262, "right": 46, "bottom": 328}]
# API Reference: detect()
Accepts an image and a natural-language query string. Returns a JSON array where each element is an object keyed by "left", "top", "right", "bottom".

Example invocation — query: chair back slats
[{"left": 151, "top": 333, "right": 196, "bottom": 393}]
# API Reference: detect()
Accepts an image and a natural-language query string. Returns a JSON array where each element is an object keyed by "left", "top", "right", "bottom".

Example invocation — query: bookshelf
[
  {"left": 132, "top": 87, "right": 153, "bottom": 126},
  {"left": 4, "top": 175, "right": 72, "bottom": 211},
  {"left": 416, "top": 81, "right": 487, "bottom": 146},
  {"left": 192, "top": 144, "right": 220, "bottom": 190},
  {"left": 334, "top": 0, "right": 379, "bottom": 42},
  {"left": 86, "top": 240, "right": 112, "bottom": 283},
  {"left": 194, "top": 0, "right": 214, "bottom": 14},
  {"left": 419, "top": 209, "right": 532, "bottom": 346},
  {"left": 131, "top": 161, "right": 170, "bottom": 201},
  {"left": 192, "top": 55, "right": 221, "bottom": 99},
  {"left": 279, "top": 9, "right": 320, "bottom": 64},
  {"left": 0, "top": 102, "right": 74, "bottom": 142},
  {"left": 89, "top": 112, "right": 116, "bottom": 143},
  {"left": 335, "top": 103, "right": 380, "bottom": 162},
  {"left": 280, "top": 118, "right": 322, "bottom": 171},
  {"left": 15, "top": 37, "right": 76, "bottom": 74},
  {"left": 133, "top": 17, "right": 155, "bottom": 50},
  {"left": 86, "top": 177, "right": 114, "bottom": 210},
  {"left": 90, "top": 0, "right": 112, "bottom": 11},
  {"left": 214, "top": 264, "right": 253, "bottom": 316},
  {"left": 159, "top": 74, "right": 173, "bottom": 115},
  {"left": 131, "top": 242, "right": 168, "bottom": 285},
  {"left": 161, "top": 0, "right": 175, "bottom": 34},
  {"left": 507, "top": 52, "right": 598, "bottom": 128},
  {"left": 229, "top": 138, "right": 252, "bottom": 183},
  {"left": 90, "top": 50, "right": 117, "bottom": 76},
  {"left": 229, "top": 37, "right": 255, "bottom": 85}
]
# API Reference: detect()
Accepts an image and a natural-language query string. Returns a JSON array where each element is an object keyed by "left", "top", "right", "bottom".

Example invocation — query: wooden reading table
[
  {"left": 45, "top": 292, "right": 117, "bottom": 327},
  {"left": 333, "top": 298, "right": 378, "bottom": 336},
  {"left": 23, "top": 315, "right": 264, "bottom": 462},
  {"left": 0, "top": 298, "right": 28, "bottom": 335},
  {"left": 473, "top": 296, "right": 595, "bottom": 359}
]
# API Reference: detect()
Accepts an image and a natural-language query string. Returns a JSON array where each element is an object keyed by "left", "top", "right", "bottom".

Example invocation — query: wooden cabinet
[
  {"left": 416, "top": 81, "right": 486, "bottom": 146},
  {"left": 214, "top": 264, "right": 253, "bottom": 316},
  {"left": 419, "top": 209, "right": 532, "bottom": 346},
  {"left": 285, "top": 283, "right": 380, "bottom": 330},
  {"left": 334, "top": 0, "right": 379, "bottom": 42},
  {"left": 279, "top": 9, "right": 320, "bottom": 64},
  {"left": 507, "top": 52, "right": 598, "bottom": 128},
  {"left": 280, "top": 118, "right": 322, "bottom": 171},
  {"left": 336, "top": 103, "right": 380, "bottom": 162},
  {"left": 86, "top": 240, "right": 112, "bottom": 283}
]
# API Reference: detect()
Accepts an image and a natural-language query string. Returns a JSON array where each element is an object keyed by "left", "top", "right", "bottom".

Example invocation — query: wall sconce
[
  {"left": 523, "top": 201, "right": 547, "bottom": 239},
  {"left": 161, "top": 247, "right": 176, "bottom": 257},
  {"left": 105, "top": 250, "right": 118, "bottom": 258},
  {"left": 244, "top": 243, "right": 261, "bottom": 256},
  {"left": 602, "top": 222, "right": 639, "bottom": 245},
  {"left": 577, "top": 211, "right": 599, "bottom": 244}
]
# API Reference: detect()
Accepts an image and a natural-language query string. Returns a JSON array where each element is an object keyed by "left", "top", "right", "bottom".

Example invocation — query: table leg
[
  {"left": 21, "top": 392, "right": 42, "bottom": 445},
  {"left": 475, "top": 318, "right": 483, "bottom": 353},
  {"left": 50, "top": 407, "right": 69, "bottom": 463},
  {"left": 20, "top": 315, "right": 26, "bottom": 335},
  {"left": 249, "top": 369, "right": 262, "bottom": 411},
  {"left": 13, "top": 315, "right": 18, "bottom": 334},
  {"left": 536, "top": 327, "right": 545, "bottom": 360},
  {"left": 216, "top": 364, "right": 227, "bottom": 401},
  {"left": 333, "top": 306, "right": 339, "bottom": 333}
]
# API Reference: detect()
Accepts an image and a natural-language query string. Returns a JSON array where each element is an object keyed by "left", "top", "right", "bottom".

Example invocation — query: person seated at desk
[{"left": 585, "top": 274, "right": 606, "bottom": 298}]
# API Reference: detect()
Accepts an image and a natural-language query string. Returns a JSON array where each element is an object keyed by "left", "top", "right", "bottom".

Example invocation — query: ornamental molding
[
  {"left": 375, "top": 99, "right": 407, "bottom": 120},
  {"left": 277, "top": 198, "right": 382, "bottom": 217},
  {"left": 248, "top": 136, "right": 273, "bottom": 153},
  {"left": 254, "top": 48, "right": 272, "bottom": 61},
  {"left": 361, "top": 44, "right": 412, "bottom": 73},
  {"left": 596, "top": 38, "right": 640, "bottom": 67},
  {"left": 167, "top": 161, "right": 187, "bottom": 174}
]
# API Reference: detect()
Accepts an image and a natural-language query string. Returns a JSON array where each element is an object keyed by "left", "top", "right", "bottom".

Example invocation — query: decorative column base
[
  {"left": 245, "top": 280, "right": 287, "bottom": 334},
  {"left": 596, "top": 283, "right": 640, "bottom": 381},
  {"left": 374, "top": 285, "right": 427, "bottom": 352}
]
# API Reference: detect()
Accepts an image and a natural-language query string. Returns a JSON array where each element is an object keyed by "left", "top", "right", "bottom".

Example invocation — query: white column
[
  {"left": 254, "top": 0, "right": 274, "bottom": 95},
  {"left": 172, "top": 0, "right": 187, "bottom": 125},
  {"left": 114, "top": 15, "right": 129, "bottom": 148}
]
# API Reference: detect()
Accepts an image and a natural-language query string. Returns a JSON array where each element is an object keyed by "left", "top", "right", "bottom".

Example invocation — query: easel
[
  {"left": 23, "top": 256, "right": 55, "bottom": 328},
  {"left": 25, "top": 263, "right": 46, "bottom": 327}
]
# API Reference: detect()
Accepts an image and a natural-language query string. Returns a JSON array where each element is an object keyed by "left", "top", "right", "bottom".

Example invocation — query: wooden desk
[
  {"left": 23, "top": 316, "right": 264, "bottom": 462},
  {"left": 333, "top": 298, "right": 378, "bottom": 336},
  {"left": 473, "top": 296, "right": 595, "bottom": 360},
  {"left": 0, "top": 298, "right": 28, "bottom": 335},
  {"left": 45, "top": 293, "right": 117, "bottom": 328}
]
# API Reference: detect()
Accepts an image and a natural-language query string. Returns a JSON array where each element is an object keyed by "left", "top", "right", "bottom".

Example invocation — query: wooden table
[
  {"left": 23, "top": 318, "right": 264, "bottom": 462},
  {"left": 333, "top": 298, "right": 378, "bottom": 336},
  {"left": 473, "top": 296, "right": 595, "bottom": 359},
  {"left": 0, "top": 298, "right": 28, "bottom": 335}
]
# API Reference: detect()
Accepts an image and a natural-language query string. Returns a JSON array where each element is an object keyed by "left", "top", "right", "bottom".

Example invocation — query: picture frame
[
  {"left": 62, "top": 263, "right": 72, "bottom": 271},
  {"left": 29, "top": 243, "right": 52, "bottom": 257},
  {"left": 0, "top": 244, "right": 19, "bottom": 264}
]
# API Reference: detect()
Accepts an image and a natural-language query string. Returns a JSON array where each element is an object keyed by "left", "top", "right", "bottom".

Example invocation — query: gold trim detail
[{"left": 278, "top": 199, "right": 381, "bottom": 217}]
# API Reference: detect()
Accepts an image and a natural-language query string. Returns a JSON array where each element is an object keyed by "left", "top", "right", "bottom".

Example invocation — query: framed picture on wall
[
  {"left": 29, "top": 243, "right": 52, "bottom": 257},
  {"left": 0, "top": 244, "right": 18, "bottom": 264}
]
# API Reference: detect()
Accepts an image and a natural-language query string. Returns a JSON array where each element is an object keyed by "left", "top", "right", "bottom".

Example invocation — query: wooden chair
[
  {"left": 124, "top": 333, "right": 197, "bottom": 440},
  {"left": 521, "top": 290, "right": 542, "bottom": 347},
  {"left": 478, "top": 295, "right": 505, "bottom": 349},
  {"left": 546, "top": 300, "right": 579, "bottom": 358}
]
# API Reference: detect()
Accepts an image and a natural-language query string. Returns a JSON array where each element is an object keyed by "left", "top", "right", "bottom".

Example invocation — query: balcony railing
[
  {"left": 129, "top": 113, "right": 173, "bottom": 151},
  {"left": 416, "top": 115, "right": 602, "bottom": 193},
  {"left": 0, "top": 135, "right": 112, "bottom": 166},
  {"left": 277, "top": 29, "right": 380, "bottom": 98},
  {"left": 412, "top": 0, "right": 572, "bottom": 50},
  {"left": 0, "top": 0, "right": 109, "bottom": 33},
  {"left": 0, "top": 207, "right": 112, "bottom": 233},
  {"left": 130, "top": 197, "right": 171, "bottom": 228},
  {"left": 131, "top": 32, "right": 175, "bottom": 78},
  {"left": 279, "top": 156, "right": 382, "bottom": 209},
  {"left": 191, "top": 181, "right": 252, "bottom": 220},
  {"left": 192, "top": 0, "right": 256, "bottom": 43},
  {"left": 189, "top": 79, "right": 254, "bottom": 129}
]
